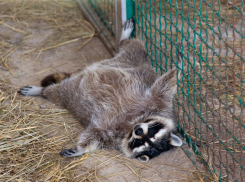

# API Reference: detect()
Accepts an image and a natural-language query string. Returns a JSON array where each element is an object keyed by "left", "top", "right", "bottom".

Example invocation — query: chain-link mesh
[
  {"left": 78, "top": 0, "right": 118, "bottom": 54},
  {"left": 89, "top": 0, "right": 116, "bottom": 36},
  {"left": 135, "top": 0, "right": 244, "bottom": 181}
]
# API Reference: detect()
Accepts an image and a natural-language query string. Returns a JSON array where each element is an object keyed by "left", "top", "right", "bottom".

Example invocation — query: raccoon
[{"left": 19, "top": 19, "right": 183, "bottom": 162}]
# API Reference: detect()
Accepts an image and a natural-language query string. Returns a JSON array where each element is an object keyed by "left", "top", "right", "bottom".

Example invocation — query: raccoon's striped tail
[{"left": 41, "top": 72, "right": 71, "bottom": 87}]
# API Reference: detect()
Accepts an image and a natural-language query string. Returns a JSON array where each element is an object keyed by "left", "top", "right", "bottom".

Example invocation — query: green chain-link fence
[
  {"left": 89, "top": 0, "right": 116, "bottom": 36},
  {"left": 78, "top": 0, "right": 135, "bottom": 54},
  {"left": 78, "top": 0, "right": 119, "bottom": 55},
  {"left": 135, "top": 0, "right": 244, "bottom": 181},
  {"left": 79, "top": 0, "right": 245, "bottom": 181}
]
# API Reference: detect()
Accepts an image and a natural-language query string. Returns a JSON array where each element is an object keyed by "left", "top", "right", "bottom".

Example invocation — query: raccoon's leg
[
  {"left": 41, "top": 84, "right": 64, "bottom": 106},
  {"left": 40, "top": 73, "right": 71, "bottom": 105},
  {"left": 119, "top": 19, "right": 134, "bottom": 43},
  {"left": 59, "top": 142, "right": 99, "bottom": 157},
  {"left": 19, "top": 84, "right": 64, "bottom": 106},
  {"left": 118, "top": 19, "right": 148, "bottom": 62},
  {"left": 18, "top": 73, "right": 70, "bottom": 96},
  {"left": 19, "top": 73, "right": 70, "bottom": 106},
  {"left": 60, "top": 128, "right": 107, "bottom": 157}
]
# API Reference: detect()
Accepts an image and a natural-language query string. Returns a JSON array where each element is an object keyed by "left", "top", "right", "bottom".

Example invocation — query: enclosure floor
[{"left": 0, "top": 22, "right": 199, "bottom": 181}]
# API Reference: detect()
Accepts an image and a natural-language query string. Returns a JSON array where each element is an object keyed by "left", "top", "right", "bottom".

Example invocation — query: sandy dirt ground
[{"left": 0, "top": 9, "right": 202, "bottom": 182}]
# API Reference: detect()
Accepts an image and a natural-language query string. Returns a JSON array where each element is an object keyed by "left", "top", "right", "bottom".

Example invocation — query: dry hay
[
  {"left": 0, "top": 82, "right": 86, "bottom": 181},
  {"left": 0, "top": 0, "right": 95, "bottom": 69},
  {"left": 0, "top": 0, "right": 214, "bottom": 181}
]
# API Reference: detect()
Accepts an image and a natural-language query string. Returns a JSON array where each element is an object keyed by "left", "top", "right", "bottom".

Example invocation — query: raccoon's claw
[
  {"left": 120, "top": 19, "right": 134, "bottom": 41},
  {"left": 60, "top": 146, "right": 85, "bottom": 157},
  {"left": 123, "top": 19, "right": 134, "bottom": 31},
  {"left": 59, "top": 148, "right": 77, "bottom": 157},
  {"left": 18, "top": 85, "right": 42, "bottom": 96}
]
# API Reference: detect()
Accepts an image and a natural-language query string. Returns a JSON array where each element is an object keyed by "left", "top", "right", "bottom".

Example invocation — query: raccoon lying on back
[{"left": 19, "top": 19, "right": 183, "bottom": 162}]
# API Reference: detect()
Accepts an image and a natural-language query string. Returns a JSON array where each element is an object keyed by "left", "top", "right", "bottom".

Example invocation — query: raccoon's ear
[
  {"left": 170, "top": 133, "right": 183, "bottom": 147},
  {"left": 137, "top": 155, "right": 149, "bottom": 162},
  {"left": 150, "top": 69, "right": 177, "bottom": 102}
]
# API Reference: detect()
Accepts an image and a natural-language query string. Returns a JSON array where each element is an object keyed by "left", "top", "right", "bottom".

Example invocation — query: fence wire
[
  {"left": 89, "top": 0, "right": 116, "bottom": 36},
  {"left": 135, "top": 0, "right": 244, "bottom": 181}
]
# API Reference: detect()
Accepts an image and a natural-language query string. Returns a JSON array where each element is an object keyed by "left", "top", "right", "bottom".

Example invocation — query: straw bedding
[{"left": 0, "top": 0, "right": 214, "bottom": 181}]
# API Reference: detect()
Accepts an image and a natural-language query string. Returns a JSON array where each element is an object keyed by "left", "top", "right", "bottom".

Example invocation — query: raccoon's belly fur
[
  {"left": 19, "top": 19, "right": 183, "bottom": 162},
  {"left": 57, "top": 55, "right": 157, "bottom": 129}
]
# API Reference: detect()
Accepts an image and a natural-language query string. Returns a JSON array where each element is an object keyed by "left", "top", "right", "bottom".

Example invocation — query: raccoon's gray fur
[{"left": 19, "top": 19, "right": 183, "bottom": 162}]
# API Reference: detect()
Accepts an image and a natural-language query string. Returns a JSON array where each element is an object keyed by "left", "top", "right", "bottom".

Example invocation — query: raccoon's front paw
[
  {"left": 120, "top": 19, "right": 134, "bottom": 41},
  {"left": 18, "top": 86, "right": 42, "bottom": 96},
  {"left": 59, "top": 146, "right": 84, "bottom": 157},
  {"left": 59, "top": 148, "right": 77, "bottom": 157}
]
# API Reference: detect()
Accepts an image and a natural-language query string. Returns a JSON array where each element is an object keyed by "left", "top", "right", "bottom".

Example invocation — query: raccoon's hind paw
[
  {"left": 59, "top": 146, "right": 84, "bottom": 157},
  {"left": 120, "top": 19, "right": 134, "bottom": 41},
  {"left": 18, "top": 86, "right": 42, "bottom": 96}
]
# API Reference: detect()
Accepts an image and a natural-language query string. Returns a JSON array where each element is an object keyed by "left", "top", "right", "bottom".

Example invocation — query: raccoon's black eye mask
[
  {"left": 129, "top": 122, "right": 164, "bottom": 149},
  {"left": 147, "top": 122, "right": 164, "bottom": 138}
]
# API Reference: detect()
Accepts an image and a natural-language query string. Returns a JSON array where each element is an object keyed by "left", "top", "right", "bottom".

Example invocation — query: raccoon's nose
[{"left": 134, "top": 125, "right": 143, "bottom": 136}]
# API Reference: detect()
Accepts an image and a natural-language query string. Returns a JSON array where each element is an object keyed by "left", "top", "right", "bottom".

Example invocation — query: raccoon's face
[{"left": 122, "top": 116, "right": 182, "bottom": 162}]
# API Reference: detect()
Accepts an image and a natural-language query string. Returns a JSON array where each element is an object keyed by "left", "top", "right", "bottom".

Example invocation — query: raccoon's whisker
[
  {"left": 130, "top": 138, "right": 136, "bottom": 148},
  {"left": 148, "top": 122, "right": 162, "bottom": 128},
  {"left": 131, "top": 138, "right": 136, "bottom": 147}
]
